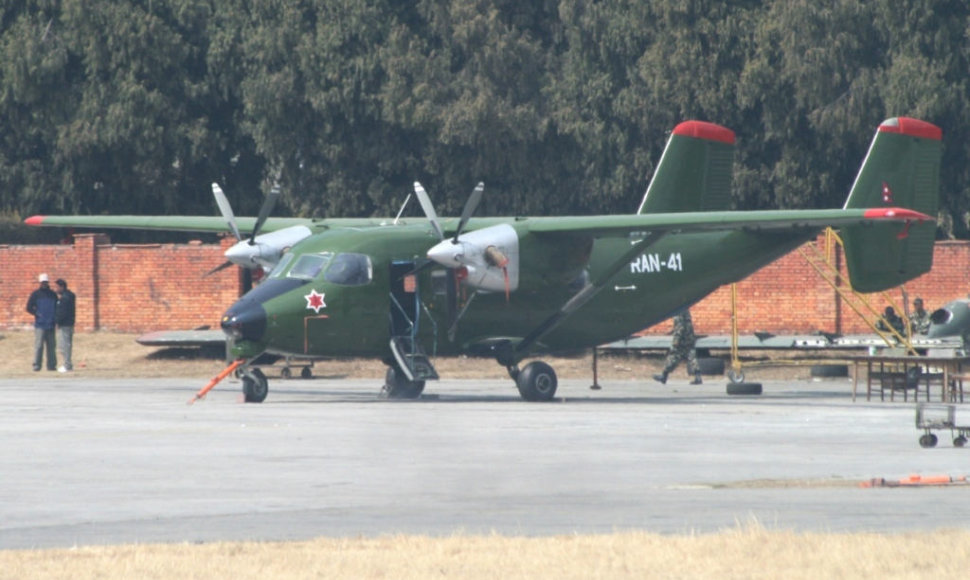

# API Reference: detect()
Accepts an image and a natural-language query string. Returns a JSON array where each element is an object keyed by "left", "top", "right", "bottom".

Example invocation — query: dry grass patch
[
  {"left": 2, "top": 527, "right": 970, "bottom": 579},
  {"left": 0, "top": 330, "right": 826, "bottom": 382}
]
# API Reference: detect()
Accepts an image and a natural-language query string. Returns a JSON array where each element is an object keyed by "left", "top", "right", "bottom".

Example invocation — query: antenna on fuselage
[{"left": 393, "top": 192, "right": 412, "bottom": 225}]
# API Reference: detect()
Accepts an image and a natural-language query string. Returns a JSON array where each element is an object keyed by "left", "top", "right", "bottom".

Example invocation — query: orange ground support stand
[{"left": 188, "top": 359, "right": 245, "bottom": 405}]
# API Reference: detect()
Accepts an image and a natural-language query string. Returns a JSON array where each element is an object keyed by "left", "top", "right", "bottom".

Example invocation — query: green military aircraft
[{"left": 26, "top": 117, "right": 942, "bottom": 403}]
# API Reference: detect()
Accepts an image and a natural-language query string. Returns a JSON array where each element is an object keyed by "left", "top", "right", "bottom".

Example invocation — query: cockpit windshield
[
  {"left": 269, "top": 251, "right": 372, "bottom": 284},
  {"left": 325, "top": 253, "right": 372, "bottom": 286},
  {"left": 268, "top": 252, "right": 295, "bottom": 278},
  {"left": 285, "top": 252, "right": 333, "bottom": 280}
]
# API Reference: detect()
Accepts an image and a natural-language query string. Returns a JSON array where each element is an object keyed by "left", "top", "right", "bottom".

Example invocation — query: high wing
[
  {"left": 23, "top": 214, "right": 366, "bottom": 233},
  {"left": 523, "top": 207, "right": 929, "bottom": 237}
]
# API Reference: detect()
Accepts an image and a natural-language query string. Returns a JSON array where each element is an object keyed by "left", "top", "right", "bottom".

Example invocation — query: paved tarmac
[{"left": 1, "top": 374, "right": 969, "bottom": 549}]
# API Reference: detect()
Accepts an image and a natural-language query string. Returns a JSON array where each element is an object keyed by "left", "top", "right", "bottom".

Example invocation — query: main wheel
[
  {"left": 726, "top": 382, "right": 762, "bottom": 396},
  {"left": 242, "top": 368, "right": 269, "bottom": 403},
  {"left": 516, "top": 361, "right": 558, "bottom": 401},
  {"left": 383, "top": 366, "right": 425, "bottom": 399}
]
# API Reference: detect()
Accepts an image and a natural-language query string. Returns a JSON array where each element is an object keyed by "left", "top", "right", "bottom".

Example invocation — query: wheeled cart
[
  {"left": 915, "top": 403, "right": 970, "bottom": 448},
  {"left": 277, "top": 356, "right": 315, "bottom": 379}
]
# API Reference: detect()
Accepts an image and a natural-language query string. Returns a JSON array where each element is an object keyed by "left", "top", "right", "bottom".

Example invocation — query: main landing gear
[
  {"left": 507, "top": 361, "right": 559, "bottom": 401},
  {"left": 377, "top": 358, "right": 559, "bottom": 402}
]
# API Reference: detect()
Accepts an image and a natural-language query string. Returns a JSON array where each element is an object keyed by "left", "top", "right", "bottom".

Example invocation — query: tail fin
[
  {"left": 841, "top": 117, "right": 942, "bottom": 292},
  {"left": 637, "top": 121, "right": 735, "bottom": 214}
]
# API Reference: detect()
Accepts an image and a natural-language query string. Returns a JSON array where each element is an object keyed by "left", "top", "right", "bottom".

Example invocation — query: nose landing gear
[{"left": 241, "top": 367, "right": 269, "bottom": 403}]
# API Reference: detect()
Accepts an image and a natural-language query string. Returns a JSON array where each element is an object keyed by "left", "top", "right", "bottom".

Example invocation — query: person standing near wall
[
  {"left": 54, "top": 278, "right": 76, "bottom": 372},
  {"left": 653, "top": 309, "right": 702, "bottom": 385},
  {"left": 26, "top": 273, "right": 57, "bottom": 371},
  {"left": 908, "top": 297, "right": 931, "bottom": 335}
]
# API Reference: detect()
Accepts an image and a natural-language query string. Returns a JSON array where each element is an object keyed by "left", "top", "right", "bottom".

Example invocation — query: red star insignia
[{"left": 304, "top": 289, "right": 326, "bottom": 313}]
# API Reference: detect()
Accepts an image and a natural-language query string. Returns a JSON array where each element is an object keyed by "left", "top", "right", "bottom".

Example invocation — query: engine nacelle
[
  {"left": 224, "top": 225, "right": 313, "bottom": 272},
  {"left": 928, "top": 298, "right": 970, "bottom": 339},
  {"left": 426, "top": 223, "right": 519, "bottom": 293}
]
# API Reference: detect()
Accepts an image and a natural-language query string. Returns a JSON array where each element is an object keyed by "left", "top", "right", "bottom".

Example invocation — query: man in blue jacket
[{"left": 26, "top": 273, "right": 57, "bottom": 371}]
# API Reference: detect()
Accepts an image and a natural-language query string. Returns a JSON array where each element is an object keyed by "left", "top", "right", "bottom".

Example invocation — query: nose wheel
[{"left": 241, "top": 367, "right": 269, "bottom": 403}]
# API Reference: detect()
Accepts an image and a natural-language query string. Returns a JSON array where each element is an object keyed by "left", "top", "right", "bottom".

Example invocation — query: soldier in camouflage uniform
[
  {"left": 653, "top": 310, "right": 702, "bottom": 385},
  {"left": 908, "top": 297, "right": 930, "bottom": 335}
]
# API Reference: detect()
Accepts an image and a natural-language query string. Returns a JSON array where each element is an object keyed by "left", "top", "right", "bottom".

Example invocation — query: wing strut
[{"left": 499, "top": 232, "right": 668, "bottom": 366}]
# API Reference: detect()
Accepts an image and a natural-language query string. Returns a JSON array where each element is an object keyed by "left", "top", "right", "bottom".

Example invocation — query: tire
[
  {"left": 726, "top": 382, "right": 762, "bottom": 396},
  {"left": 383, "top": 367, "right": 425, "bottom": 399},
  {"left": 300, "top": 366, "right": 312, "bottom": 379},
  {"left": 810, "top": 364, "right": 849, "bottom": 378},
  {"left": 727, "top": 368, "right": 745, "bottom": 384},
  {"left": 516, "top": 361, "right": 558, "bottom": 402},
  {"left": 242, "top": 368, "right": 269, "bottom": 403},
  {"left": 697, "top": 357, "right": 725, "bottom": 376},
  {"left": 919, "top": 433, "right": 938, "bottom": 448}
]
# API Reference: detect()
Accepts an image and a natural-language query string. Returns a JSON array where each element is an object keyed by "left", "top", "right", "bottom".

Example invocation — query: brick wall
[
  {"left": 2, "top": 234, "right": 240, "bottom": 332},
  {"left": 1, "top": 233, "right": 968, "bottom": 335}
]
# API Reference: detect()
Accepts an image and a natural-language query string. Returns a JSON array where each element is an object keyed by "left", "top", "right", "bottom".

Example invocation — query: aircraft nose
[{"left": 221, "top": 303, "right": 267, "bottom": 343}]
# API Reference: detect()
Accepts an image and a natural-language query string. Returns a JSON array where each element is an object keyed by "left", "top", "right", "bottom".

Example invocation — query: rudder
[
  {"left": 637, "top": 121, "right": 735, "bottom": 214},
  {"left": 841, "top": 117, "right": 942, "bottom": 292}
]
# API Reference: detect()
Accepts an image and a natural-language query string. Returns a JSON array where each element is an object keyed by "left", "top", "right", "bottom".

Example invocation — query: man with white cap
[{"left": 25, "top": 273, "right": 57, "bottom": 371}]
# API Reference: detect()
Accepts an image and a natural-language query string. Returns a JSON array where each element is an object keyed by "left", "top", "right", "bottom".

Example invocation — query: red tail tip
[
  {"left": 672, "top": 121, "right": 736, "bottom": 145},
  {"left": 878, "top": 117, "right": 942, "bottom": 141}
]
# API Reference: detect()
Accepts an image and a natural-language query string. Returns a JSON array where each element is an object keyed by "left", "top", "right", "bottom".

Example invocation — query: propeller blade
[
  {"left": 414, "top": 181, "right": 444, "bottom": 240},
  {"left": 250, "top": 181, "right": 280, "bottom": 243},
  {"left": 204, "top": 260, "right": 235, "bottom": 277},
  {"left": 211, "top": 183, "right": 242, "bottom": 241},
  {"left": 454, "top": 182, "right": 484, "bottom": 242}
]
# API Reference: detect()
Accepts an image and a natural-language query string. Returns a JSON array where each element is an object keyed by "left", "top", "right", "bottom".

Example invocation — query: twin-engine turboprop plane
[{"left": 26, "top": 117, "right": 942, "bottom": 402}]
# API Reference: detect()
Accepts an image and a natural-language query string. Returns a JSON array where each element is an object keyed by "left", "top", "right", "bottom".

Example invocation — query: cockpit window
[
  {"left": 324, "top": 253, "right": 372, "bottom": 286},
  {"left": 286, "top": 252, "right": 333, "bottom": 280},
  {"left": 268, "top": 252, "right": 296, "bottom": 279}
]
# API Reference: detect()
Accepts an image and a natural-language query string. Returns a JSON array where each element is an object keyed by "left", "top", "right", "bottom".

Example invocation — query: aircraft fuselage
[{"left": 221, "top": 220, "right": 816, "bottom": 361}]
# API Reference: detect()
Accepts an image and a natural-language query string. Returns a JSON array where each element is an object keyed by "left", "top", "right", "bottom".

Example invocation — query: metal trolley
[{"left": 916, "top": 403, "right": 970, "bottom": 448}]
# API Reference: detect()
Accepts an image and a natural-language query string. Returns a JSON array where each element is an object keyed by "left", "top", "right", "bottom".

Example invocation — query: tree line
[{"left": 2, "top": 0, "right": 968, "bottom": 236}]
